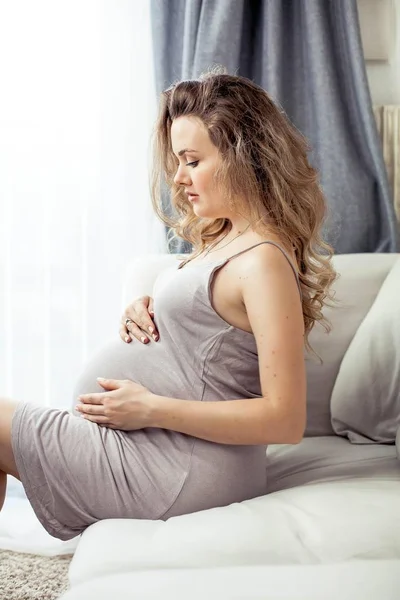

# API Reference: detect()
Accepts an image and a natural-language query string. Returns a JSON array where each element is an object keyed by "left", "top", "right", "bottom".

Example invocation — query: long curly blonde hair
[{"left": 150, "top": 66, "right": 338, "bottom": 360}]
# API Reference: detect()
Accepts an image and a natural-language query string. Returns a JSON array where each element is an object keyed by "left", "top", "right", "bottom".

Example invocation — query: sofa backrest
[{"left": 305, "top": 253, "right": 399, "bottom": 437}]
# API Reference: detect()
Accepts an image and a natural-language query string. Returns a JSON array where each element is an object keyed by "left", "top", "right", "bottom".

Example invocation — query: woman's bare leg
[
  {"left": 0, "top": 398, "right": 21, "bottom": 511},
  {"left": 0, "top": 471, "right": 6, "bottom": 511}
]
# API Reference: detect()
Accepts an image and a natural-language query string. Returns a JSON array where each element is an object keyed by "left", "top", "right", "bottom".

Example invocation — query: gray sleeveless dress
[{"left": 10, "top": 241, "right": 302, "bottom": 540}]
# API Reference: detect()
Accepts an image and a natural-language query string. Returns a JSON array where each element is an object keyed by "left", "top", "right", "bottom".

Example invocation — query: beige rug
[{"left": 0, "top": 550, "right": 73, "bottom": 600}]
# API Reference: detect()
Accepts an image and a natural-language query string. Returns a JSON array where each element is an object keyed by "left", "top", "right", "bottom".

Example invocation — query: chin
[
  {"left": 192, "top": 204, "right": 221, "bottom": 220},
  {"left": 191, "top": 204, "right": 208, "bottom": 217}
]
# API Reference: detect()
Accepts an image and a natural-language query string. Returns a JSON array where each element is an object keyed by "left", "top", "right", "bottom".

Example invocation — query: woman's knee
[{"left": 0, "top": 398, "right": 20, "bottom": 479}]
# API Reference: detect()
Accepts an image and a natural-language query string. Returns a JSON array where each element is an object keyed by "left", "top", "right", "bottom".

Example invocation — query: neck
[
  {"left": 204, "top": 221, "right": 252, "bottom": 257},
  {"left": 227, "top": 221, "right": 251, "bottom": 239},
  {"left": 228, "top": 217, "right": 251, "bottom": 235}
]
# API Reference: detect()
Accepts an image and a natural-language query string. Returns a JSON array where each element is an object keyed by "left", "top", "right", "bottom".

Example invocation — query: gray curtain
[{"left": 150, "top": 0, "right": 400, "bottom": 254}]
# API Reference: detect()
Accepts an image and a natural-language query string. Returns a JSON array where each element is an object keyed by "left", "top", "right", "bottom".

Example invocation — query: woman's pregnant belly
[
  {"left": 69, "top": 335, "right": 268, "bottom": 520},
  {"left": 71, "top": 334, "right": 198, "bottom": 410},
  {"left": 70, "top": 335, "right": 198, "bottom": 519}
]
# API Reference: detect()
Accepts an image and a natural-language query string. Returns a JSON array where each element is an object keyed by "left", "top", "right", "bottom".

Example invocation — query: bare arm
[{"left": 150, "top": 244, "right": 307, "bottom": 445}]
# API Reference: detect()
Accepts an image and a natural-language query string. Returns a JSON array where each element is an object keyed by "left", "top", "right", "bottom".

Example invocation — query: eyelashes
[{"left": 173, "top": 159, "right": 199, "bottom": 174}]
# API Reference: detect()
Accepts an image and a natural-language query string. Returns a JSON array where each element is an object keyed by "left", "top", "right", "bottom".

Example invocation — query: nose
[{"left": 173, "top": 164, "right": 192, "bottom": 187}]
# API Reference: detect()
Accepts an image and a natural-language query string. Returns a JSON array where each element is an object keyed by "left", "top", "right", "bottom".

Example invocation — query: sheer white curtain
[{"left": 0, "top": 0, "right": 165, "bottom": 410}]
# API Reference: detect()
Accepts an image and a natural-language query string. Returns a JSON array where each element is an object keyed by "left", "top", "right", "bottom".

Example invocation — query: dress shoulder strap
[{"left": 224, "top": 241, "right": 302, "bottom": 299}]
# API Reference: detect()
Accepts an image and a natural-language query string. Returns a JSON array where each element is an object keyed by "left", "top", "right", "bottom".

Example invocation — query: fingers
[
  {"left": 121, "top": 322, "right": 150, "bottom": 344},
  {"left": 120, "top": 296, "right": 159, "bottom": 344},
  {"left": 135, "top": 300, "right": 158, "bottom": 339},
  {"left": 76, "top": 403, "right": 117, "bottom": 428},
  {"left": 76, "top": 400, "right": 106, "bottom": 418},
  {"left": 137, "top": 310, "right": 159, "bottom": 341},
  {"left": 77, "top": 396, "right": 103, "bottom": 405}
]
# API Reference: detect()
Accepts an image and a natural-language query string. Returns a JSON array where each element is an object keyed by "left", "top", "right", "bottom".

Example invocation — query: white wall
[{"left": 362, "top": 0, "right": 400, "bottom": 104}]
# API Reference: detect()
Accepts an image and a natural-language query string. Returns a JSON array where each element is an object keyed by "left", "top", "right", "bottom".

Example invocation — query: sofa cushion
[
  {"left": 304, "top": 253, "right": 397, "bottom": 437},
  {"left": 68, "top": 479, "right": 400, "bottom": 586},
  {"left": 67, "top": 436, "right": 400, "bottom": 587},
  {"left": 265, "top": 436, "right": 399, "bottom": 493},
  {"left": 60, "top": 561, "right": 400, "bottom": 600},
  {"left": 331, "top": 256, "right": 400, "bottom": 444}
]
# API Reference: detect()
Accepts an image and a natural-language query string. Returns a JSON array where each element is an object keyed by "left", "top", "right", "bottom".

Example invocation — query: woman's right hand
[{"left": 120, "top": 296, "right": 159, "bottom": 344}]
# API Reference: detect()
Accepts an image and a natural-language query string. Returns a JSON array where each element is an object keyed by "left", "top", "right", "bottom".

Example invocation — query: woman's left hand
[{"left": 75, "top": 378, "right": 156, "bottom": 430}]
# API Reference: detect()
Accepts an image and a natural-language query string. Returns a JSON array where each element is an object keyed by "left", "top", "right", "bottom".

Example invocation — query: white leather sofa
[{"left": 46, "top": 253, "right": 400, "bottom": 597}]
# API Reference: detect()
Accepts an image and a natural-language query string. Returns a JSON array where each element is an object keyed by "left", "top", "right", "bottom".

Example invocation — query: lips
[{"left": 186, "top": 192, "right": 199, "bottom": 202}]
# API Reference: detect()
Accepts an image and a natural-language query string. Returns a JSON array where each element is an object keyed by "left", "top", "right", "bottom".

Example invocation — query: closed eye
[{"left": 186, "top": 160, "right": 199, "bottom": 168}]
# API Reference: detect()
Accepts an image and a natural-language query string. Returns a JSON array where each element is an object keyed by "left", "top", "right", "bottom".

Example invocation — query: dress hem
[{"left": 10, "top": 402, "right": 83, "bottom": 542}]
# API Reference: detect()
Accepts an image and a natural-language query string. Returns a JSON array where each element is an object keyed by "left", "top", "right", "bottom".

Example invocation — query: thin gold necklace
[{"left": 203, "top": 222, "right": 251, "bottom": 257}]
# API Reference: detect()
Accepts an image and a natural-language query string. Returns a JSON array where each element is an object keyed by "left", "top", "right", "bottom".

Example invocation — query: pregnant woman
[{"left": 0, "top": 68, "right": 336, "bottom": 540}]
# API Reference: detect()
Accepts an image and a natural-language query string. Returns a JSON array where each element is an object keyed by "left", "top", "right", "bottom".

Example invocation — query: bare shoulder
[
  {"left": 237, "top": 238, "right": 304, "bottom": 335},
  {"left": 240, "top": 236, "right": 298, "bottom": 274},
  {"left": 231, "top": 237, "right": 300, "bottom": 291}
]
